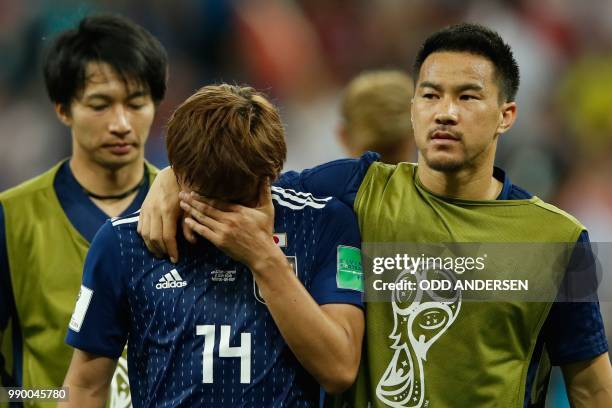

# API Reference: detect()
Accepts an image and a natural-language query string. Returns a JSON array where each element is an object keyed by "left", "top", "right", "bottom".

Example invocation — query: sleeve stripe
[
  {"left": 271, "top": 186, "right": 332, "bottom": 203},
  {"left": 111, "top": 216, "right": 140, "bottom": 226},
  {"left": 271, "top": 194, "right": 328, "bottom": 210}
]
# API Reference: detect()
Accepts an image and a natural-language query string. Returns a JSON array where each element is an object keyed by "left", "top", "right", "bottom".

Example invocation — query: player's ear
[
  {"left": 55, "top": 103, "right": 72, "bottom": 127},
  {"left": 497, "top": 101, "right": 517, "bottom": 135}
]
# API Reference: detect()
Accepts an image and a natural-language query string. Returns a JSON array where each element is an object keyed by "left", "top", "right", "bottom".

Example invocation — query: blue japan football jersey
[{"left": 66, "top": 186, "right": 363, "bottom": 408}]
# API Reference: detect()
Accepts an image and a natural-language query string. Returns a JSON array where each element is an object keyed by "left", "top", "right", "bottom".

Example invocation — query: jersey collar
[{"left": 494, "top": 166, "right": 512, "bottom": 200}]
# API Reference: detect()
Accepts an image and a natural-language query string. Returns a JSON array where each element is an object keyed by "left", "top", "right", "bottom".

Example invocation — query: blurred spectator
[
  {"left": 556, "top": 55, "right": 612, "bottom": 342},
  {"left": 233, "top": 0, "right": 344, "bottom": 171},
  {"left": 338, "top": 70, "right": 415, "bottom": 163},
  {"left": 548, "top": 55, "right": 612, "bottom": 408}
]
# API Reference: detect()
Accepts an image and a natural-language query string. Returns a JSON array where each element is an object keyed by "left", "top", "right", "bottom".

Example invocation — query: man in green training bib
[
  {"left": 0, "top": 14, "right": 167, "bottom": 407},
  {"left": 138, "top": 23, "right": 612, "bottom": 407}
]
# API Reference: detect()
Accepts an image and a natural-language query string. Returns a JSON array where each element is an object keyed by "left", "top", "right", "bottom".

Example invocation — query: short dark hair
[
  {"left": 166, "top": 84, "right": 286, "bottom": 204},
  {"left": 43, "top": 14, "right": 168, "bottom": 109},
  {"left": 413, "top": 23, "right": 520, "bottom": 102}
]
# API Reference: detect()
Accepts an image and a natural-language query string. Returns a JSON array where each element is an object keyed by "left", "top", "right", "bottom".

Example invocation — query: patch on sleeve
[
  {"left": 69, "top": 285, "right": 94, "bottom": 332},
  {"left": 337, "top": 246, "right": 363, "bottom": 292}
]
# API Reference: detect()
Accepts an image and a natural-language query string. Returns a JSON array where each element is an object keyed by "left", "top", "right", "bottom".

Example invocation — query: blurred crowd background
[{"left": 1, "top": 0, "right": 611, "bottom": 406}]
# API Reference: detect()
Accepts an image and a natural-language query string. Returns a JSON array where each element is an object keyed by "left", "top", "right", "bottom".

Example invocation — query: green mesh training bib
[
  {"left": 340, "top": 162, "right": 584, "bottom": 408},
  {"left": 0, "top": 160, "right": 157, "bottom": 407}
]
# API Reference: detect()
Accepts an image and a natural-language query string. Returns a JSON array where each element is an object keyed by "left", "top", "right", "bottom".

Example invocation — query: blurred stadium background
[{"left": 1, "top": 0, "right": 611, "bottom": 406}]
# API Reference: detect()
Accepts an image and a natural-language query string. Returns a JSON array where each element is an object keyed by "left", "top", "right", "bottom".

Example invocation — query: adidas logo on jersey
[{"left": 156, "top": 269, "right": 187, "bottom": 289}]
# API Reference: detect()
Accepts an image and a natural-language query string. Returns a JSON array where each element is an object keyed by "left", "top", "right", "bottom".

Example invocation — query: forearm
[
  {"left": 565, "top": 353, "right": 612, "bottom": 408},
  {"left": 251, "top": 252, "right": 360, "bottom": 393},
  {"left": 59, "top": 351, "right": 116, "bottom": 408},
  {"left": 568, "top": 385, "right": 612, "bottom": 408},
  {"left": 59, "top": 382, "right": 109, "bottom": 408}
]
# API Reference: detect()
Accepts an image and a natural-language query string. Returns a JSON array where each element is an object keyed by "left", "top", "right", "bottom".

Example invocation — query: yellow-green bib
[
  {"left": 0, "top": 160, "right": 157, "bottom": 407},
  {"left": 342, "top": 162, "right": 584, "bottom": 408}
]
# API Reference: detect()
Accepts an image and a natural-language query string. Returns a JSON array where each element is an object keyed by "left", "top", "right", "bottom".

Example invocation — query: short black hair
[
  {"left": 413, "top": 23, "right": 520, "bottom": 102},
  {"left": 43, "top": 14, "right": 168, "bottom": 109}
]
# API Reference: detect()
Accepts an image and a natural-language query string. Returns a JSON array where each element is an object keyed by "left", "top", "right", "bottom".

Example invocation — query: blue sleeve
[
  {"left": 542, "top": 231, "right": 609, "bottom": 365},
  {"left": 309, "top": 199, "right": 363, "bottom": 308},
  {"left": 277, "top": 151, "right": 379, "bottom": 209},
  {"left": 65, "top": 221, "right": 129, "bottom": 359}
]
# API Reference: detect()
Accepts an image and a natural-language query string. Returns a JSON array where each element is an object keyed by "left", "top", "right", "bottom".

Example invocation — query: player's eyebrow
[
  {"left": 84, "top": 93, "right": 112, "bottom": 102},
  {"left": 126, "top": 91, "right": 148, "bottom": 100},
  {"left": 418, "top": 81, "right": 442, "bottom": 92},
  {"left": 454, "top": 83, "right": 483, "bottom": 93},
  {"left": 419, "top": 81, "right": 484, "bottom": 93},
  {"left": 83, "top": 90, "right": 148, "bottom": 102}
]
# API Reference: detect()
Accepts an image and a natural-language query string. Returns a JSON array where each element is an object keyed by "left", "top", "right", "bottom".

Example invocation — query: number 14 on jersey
[{"left": 196, "top": 324, "right": 252, "bottom": 384}]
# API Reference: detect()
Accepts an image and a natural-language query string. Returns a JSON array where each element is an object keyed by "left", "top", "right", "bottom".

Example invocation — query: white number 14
[{"left": 196, "top": 324, "right": 252, "bottom": 384}]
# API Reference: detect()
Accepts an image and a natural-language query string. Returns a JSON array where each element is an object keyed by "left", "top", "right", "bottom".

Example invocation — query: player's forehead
[
  {"left": 417, "top": 51, "right": 497, "bottom": 91},
  {"left": 78, "top": 61, "right": 150, "bottom": 100}
]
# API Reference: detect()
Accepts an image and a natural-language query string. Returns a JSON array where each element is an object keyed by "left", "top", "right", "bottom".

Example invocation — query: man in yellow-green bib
[
  {"left": 139, "top": 23, "right": 612, "bottom": 407},
  {"left": 0, "top": 14, "right": 167, "bottom": 407}
]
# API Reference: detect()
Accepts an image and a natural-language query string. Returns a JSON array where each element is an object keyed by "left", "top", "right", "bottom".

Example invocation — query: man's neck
[
  {"left": 417, "top": 161, "right": 503, "bottom": 201},
  {"left": 69, "top": 155, "right": 144, "bottom": 197}
]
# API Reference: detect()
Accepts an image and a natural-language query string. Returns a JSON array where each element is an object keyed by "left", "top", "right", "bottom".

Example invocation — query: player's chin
[
  {"left": 424, "top": 153, "right": 466, "bottom": 173},
  {"left": 96, "top": 150, "right": 141, "bottom": 169}
]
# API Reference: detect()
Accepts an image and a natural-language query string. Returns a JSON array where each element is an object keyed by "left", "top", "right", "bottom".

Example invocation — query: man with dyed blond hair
[
  {"left": 339, "top": 70, "right": 415, "bottom": 164},
  {"left": 63, "top": 84, "right": 364, "bottom": 407}
]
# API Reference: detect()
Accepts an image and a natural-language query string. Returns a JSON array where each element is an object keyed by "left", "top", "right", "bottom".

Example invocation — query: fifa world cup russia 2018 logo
[
  {"left": 110, "top": 356, "right": 131, "bottom": 408},
  {"left": 376, "top": 267, "right": 462, "bottom": 408}
]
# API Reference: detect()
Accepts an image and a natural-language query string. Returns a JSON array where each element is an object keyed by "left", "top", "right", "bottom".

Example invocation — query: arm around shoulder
[{"left": 277, "top": 152, "right": 378, "bottom": 207}]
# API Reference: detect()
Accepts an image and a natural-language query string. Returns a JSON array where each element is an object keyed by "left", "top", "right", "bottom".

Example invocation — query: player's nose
[
  {"left": 434, "top": 98, "right": 458, "bottom": 125},
  {"left": 108, "top": 105, "right": 132, "bottom": 137}
]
